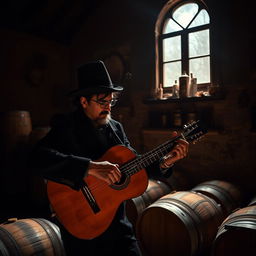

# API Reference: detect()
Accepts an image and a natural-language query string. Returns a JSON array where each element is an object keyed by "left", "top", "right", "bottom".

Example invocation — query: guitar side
[{"left": 47, "top": 145, "right": 148, "bottom": 239}]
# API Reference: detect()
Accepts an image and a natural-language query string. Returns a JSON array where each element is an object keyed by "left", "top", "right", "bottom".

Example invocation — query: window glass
[
  {"left": 189, "top": 56, "right": 210, "bottom": 83},
  {"left": 189, "top": 9, "right": 210, "bottom": 28},
  {"left": 163, "top": 18, "right": 183, "bottom": 33},
  {"left": 163, "top": 62, "right": 181, "bottom": 87},
  {"left": 163, "top": 36, "right": 181, "bottom": 62},
  {"left": 173, "top": 3, "right": 198, "bottom": 28},
  {"left": 189, "top": 29, "right": 210, "bottom": 57},
  {"left": 159, "top": 1, "right": 211, "bottom": 90}
]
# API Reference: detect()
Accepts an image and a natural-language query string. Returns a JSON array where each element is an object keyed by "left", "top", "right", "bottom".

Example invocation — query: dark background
[{"left": 0, "top": 0, "right": 255, "bottom": 221}]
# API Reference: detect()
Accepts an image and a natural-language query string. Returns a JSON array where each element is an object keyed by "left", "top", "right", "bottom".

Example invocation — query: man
[{"left": 30, "top": 60, "right": 189, "bottom": 256}]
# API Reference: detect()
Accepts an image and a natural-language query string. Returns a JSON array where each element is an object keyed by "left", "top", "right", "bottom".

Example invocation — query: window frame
[{"left": 156, "top": 0, "right": 212, "bottom": 95}]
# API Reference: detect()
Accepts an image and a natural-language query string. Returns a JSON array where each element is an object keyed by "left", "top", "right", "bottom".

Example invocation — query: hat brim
[{"left": 68, "top": 85, "right": 123, "bottom": 97}]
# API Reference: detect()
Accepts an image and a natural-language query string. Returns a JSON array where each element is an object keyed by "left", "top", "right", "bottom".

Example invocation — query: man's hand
[
  {"left": 87, "top": 161, "right": 121, "bottom": 185},
  {"left": 160, "top": 131, "right": 189, "bottom": 169}
]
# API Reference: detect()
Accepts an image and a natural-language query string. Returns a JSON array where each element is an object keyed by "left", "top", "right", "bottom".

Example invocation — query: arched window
[{"left": 155, "top": 0, "right": 211, "bottom": 97}]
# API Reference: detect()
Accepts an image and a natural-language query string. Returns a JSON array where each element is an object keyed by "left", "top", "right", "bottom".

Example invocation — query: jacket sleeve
[{"left": 29, "top": 115, "right": 90, "bottom": 190}]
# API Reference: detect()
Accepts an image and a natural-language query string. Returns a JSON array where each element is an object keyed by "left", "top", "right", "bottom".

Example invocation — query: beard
[{"left": 94, "top": 111, "right": 111, "bottom": 127}]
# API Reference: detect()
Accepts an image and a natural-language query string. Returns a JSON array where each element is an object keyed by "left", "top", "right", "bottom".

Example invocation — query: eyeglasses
[{"left": 91, "top": 98, "right": 118, "bottom": 108}]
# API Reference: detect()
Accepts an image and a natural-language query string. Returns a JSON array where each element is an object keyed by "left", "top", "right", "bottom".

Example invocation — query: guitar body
[
  {"left": 47, "top": 145, "right": 148, "bottom": 240},
  {"left": 47, "top": 120, "right": 205, "bottom": 240}
]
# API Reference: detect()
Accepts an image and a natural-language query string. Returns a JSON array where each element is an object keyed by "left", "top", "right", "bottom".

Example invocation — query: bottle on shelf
[
  {"left": 172, "top": 80, "right": 179, "bottom": 98},
  {"left": 179, "top": 72, "right": 190, "bottom": 98},
  {"left": 190, "top": 73, "right": 197, "bottom": 97},
  {"left": 157, "top": 86, "right": 163, "bottom": 99}
]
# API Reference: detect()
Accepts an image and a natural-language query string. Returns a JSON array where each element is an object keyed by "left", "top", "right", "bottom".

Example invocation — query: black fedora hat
[{"left": 68, "top": 60, "right": 123, "bottom": 97}]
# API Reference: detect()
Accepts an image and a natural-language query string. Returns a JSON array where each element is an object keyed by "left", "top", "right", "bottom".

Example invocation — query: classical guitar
[{"left": 47, "top": 120, "right": 206, "bottom": 239}]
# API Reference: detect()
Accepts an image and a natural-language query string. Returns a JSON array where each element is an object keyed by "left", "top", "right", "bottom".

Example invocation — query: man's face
[{"left": 80, "top": 93, "right": 114, "bottom": 126}]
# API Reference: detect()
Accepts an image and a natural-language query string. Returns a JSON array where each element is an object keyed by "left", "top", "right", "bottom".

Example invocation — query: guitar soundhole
[{"left": 110, "top": 175, "right": 130, "bottom": 190}]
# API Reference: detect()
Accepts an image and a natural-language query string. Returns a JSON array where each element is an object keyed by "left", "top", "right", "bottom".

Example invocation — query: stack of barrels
[
  {"left": 1, "top": 111, "right": 256, "bottom": 255},
  {"left": 126, "top": 179, "right": 256, "bottom": 256}
]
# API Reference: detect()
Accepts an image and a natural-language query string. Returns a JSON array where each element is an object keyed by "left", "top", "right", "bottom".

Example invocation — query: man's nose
[{"left": 104, "top": 103, "right": 111, "bottom": 111}]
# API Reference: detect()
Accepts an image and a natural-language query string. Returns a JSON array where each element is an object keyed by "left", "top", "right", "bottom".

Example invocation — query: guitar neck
[
  {"left": 120, "top": 135, "right": 181, "bottom": 177},
  {"left": 119, "top": 120, "right": 205, "bottom": 177}
]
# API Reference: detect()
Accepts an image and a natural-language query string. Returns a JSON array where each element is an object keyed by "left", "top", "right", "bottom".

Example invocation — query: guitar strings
[
  {"left": 87, "top": 143, "right": 172, "bottom": 192},
  {"left": 84, "top": 130, "right": 194, "bottom": 193},
  {"left": 86, "top": 149, "right": 166, "bottom": 192}
]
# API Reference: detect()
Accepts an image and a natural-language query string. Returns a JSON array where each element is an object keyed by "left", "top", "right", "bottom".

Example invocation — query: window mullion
[{"left": 181, "top": 31, "right": 189, "bottom": 75}]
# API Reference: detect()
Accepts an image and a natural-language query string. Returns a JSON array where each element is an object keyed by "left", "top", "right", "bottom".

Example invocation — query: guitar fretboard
[
  {"left": 120, "top": 136, "right": 180, "bottom": 176},
  {"left": 119, "top": 121, "right": 203, "bottom": 177}
]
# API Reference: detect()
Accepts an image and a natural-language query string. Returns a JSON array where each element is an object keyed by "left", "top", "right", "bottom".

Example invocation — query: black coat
[
  {"left": 31, "top": 109, "right": 136, "bottom": 189},
  {"left": 30, "top": 109, "right": 172, "bottom": 255}
]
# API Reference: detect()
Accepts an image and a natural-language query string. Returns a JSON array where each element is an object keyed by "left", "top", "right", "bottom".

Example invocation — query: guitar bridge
[{"left": 81, "top": 181, "right": 100, "bottom": 214}]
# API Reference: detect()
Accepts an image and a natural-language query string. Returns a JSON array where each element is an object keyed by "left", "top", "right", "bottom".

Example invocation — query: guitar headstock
[{"left": 182, "top": 120, "right": 207, "bottom": 144}]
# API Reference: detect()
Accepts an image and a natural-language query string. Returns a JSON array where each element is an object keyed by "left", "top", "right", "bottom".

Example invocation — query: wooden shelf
[{"left": 143, "top": 95, "right": 225, "bottom": 104}]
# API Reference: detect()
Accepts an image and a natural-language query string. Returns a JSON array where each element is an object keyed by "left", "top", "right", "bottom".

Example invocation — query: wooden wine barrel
[
  {"left": 212, "top": 206, "right": 256, "bottom": 256},
  {"left": 126, "top": 179, "right": 172, "bottom": 227},
  {"left": 191, "top": 180, "right": 243, "bottom": 217},
  {"left": 136, "top": 191, "right": 223, "bottom": 256},
  {"left": 0, "top": 110, "right": 32, "bottom": 153},
  {"left": 0, "top": 218, "right": 66, "bottom": 256}
]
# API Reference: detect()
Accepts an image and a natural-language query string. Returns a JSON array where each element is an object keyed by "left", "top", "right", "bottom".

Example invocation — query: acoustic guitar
[{"left": 47, "top": 120, "right": 206, "bottom": 239}]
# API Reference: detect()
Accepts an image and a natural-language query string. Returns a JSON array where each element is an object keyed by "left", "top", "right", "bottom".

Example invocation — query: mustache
[{"left": 100, "top": 111, "right": 110, "bottom": 116}]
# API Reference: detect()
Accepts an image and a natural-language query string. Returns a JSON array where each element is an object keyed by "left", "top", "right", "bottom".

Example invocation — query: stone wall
[{"left": 0, "top": 29, "right": 71, "bottom": 126}]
